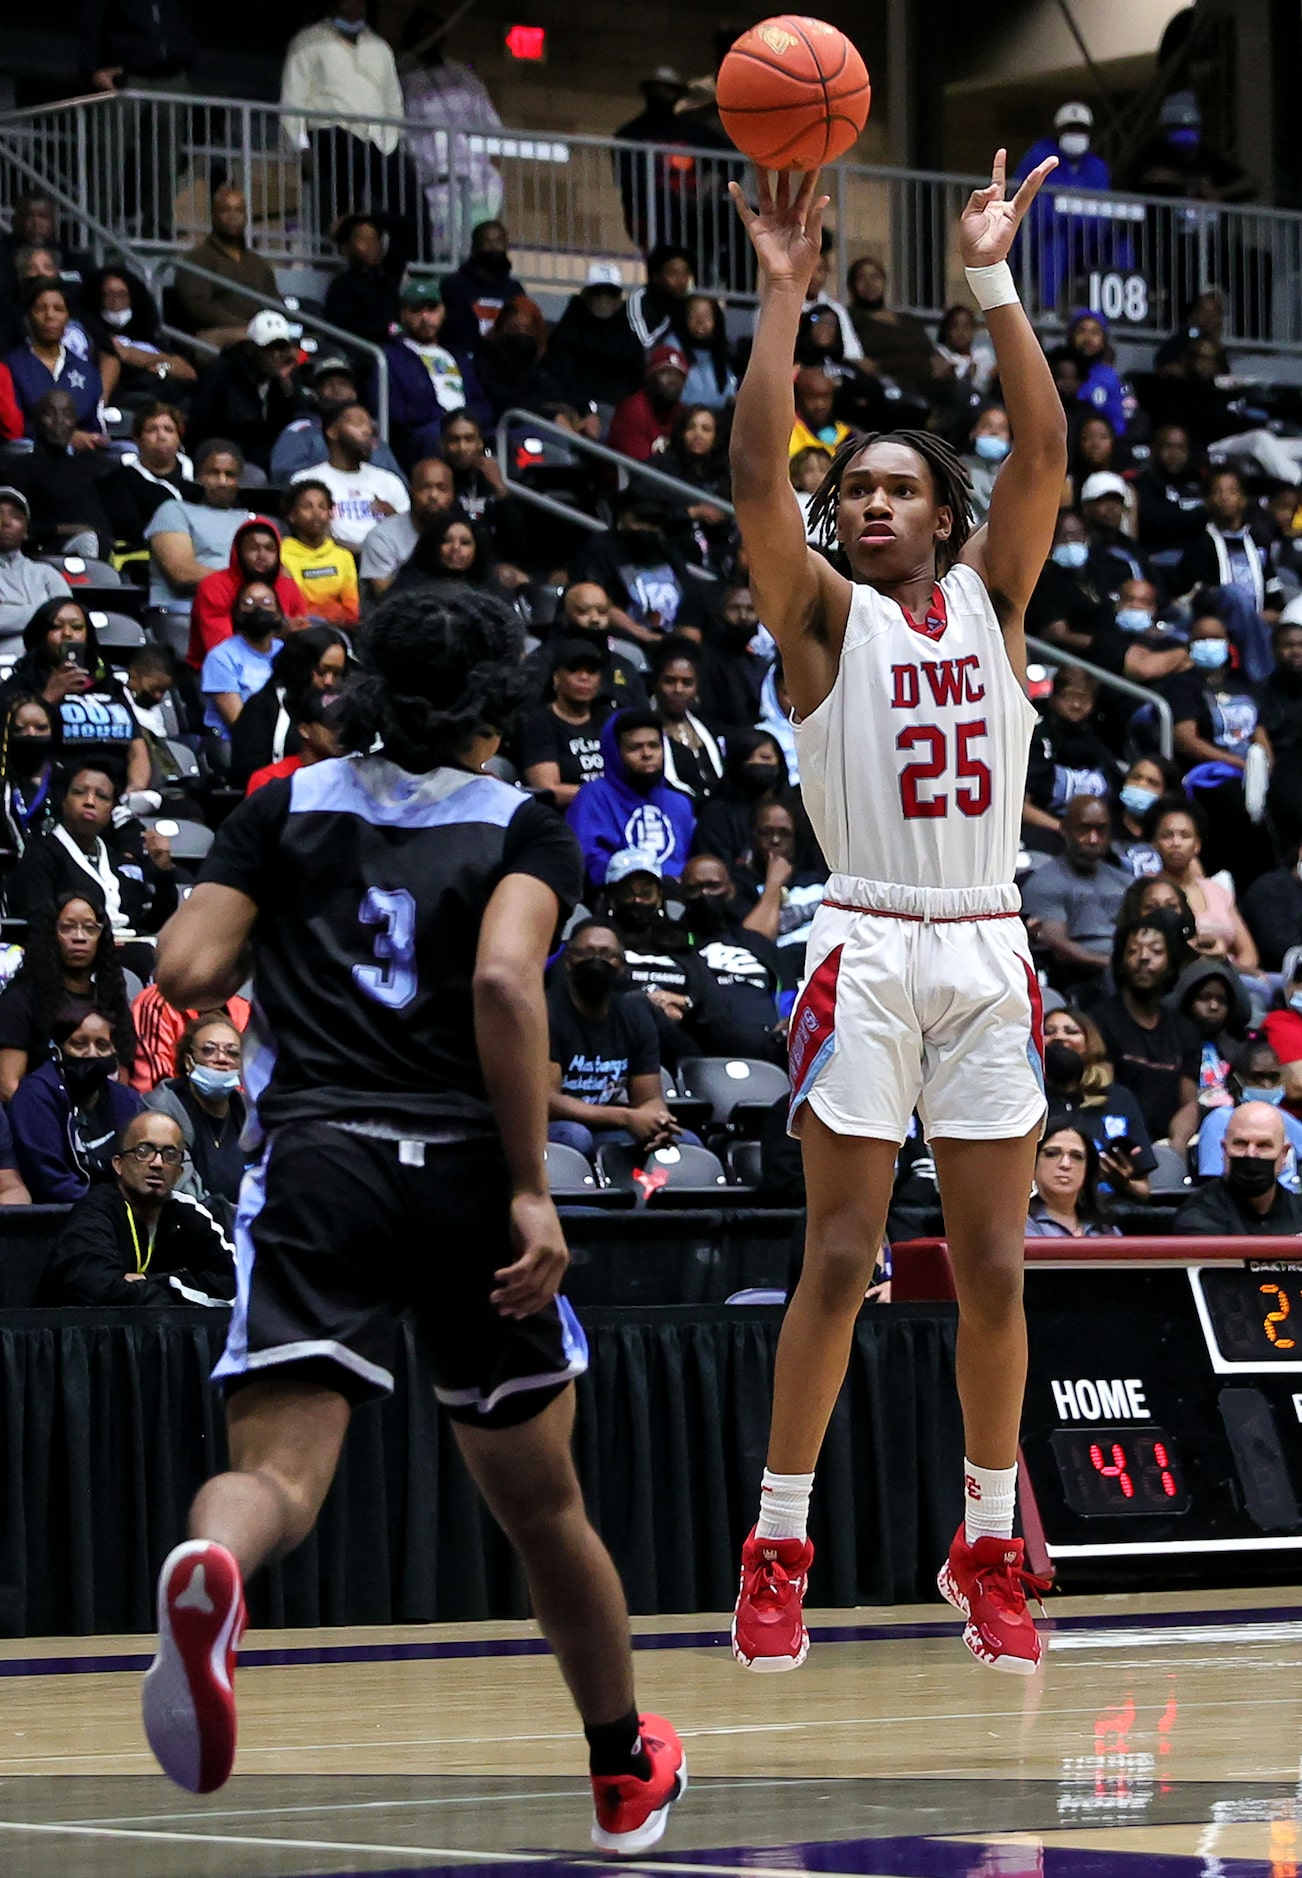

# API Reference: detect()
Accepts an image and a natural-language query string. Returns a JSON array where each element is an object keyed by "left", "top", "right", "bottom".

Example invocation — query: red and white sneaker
[
  {"left": 590, "top": 1712, "right": 687, "bottom": 1855},
  {"left": 731, "top": 1528, "right": 814, "bottom": 1672},
  {"left": 142, "top": 1539, "right": 247, "bottom": 1792},
  {"left": 938, "top": 1526, "right": 1050, "bottom": 1676}
]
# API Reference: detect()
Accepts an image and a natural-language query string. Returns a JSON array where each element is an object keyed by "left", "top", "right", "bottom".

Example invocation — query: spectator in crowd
[
  {"left": 1162, "top": 606, "right": 1264, "bottom": 783},
  {"left": 1092, "top": 911, "right": 1201, "bottom": 1140},
  {"left": 1079, "top": 473, "right": 1143, "bottom": 592},
  {"left": 0, "top": 487, "right": 68, "bottom": 647},
  {"left": 680, "top": 295, "right": 738, "bottom": 411},
  {"left": 692, "top": 581, "right": 768, "bottom": 731},
  {"left": 845, "top": 255, "right": 936, "bottom": 397},
  {"left": 932, "top": 304, "right": 997, "bottom": 423},
  {"left": 144, "top": 439, "right": 257, "bottom": 618},
  {"left": 188, "top": 312, "right": 310, "bottom": 475},
  {"left": 379, "top": 278, "right": 485, "bottom": 467},
  {"left": 536, "top": 582, "right": 650, "bottom": 714},
  {"left": 437, "top": 411, "right": 508, "bottom": 529},
  {"left": 661, "top": 405, "right": 732, "bottom": 573},
  {"left": 188, "top": 518, "right": 308, "bottom": 672},
  {"left": 0, "top": 692, "right": 62, "bottom": 859},
  {"left": 201, "top": 582, "right": 284, "bottom": 735},
  {"left": 800, "top": 227, "right": 862, "bottom": 365},
  {"left": 269, "top": 355, "right": 407, "bottom": 483},
  {"left": 245, "top": 683, "right": 343, "bottom": 793},
  {"left": 546, "top": 263, "right": 646, "bottom": 417},
  {"left": 1174, "top": 1100, "right": 1302, "bottom": 1235},
  {"left": 1041, "top": 1004, "right": 1156, "bottom": 1197},
  {"left": 98, "top": 402, "right": 194, "bottom": 547},
  {"left": 674, "top": 853, "right": 786, "bottom": 1062},
  {"left": 3, "top": 598, "right": 150, "bottom": 790},
  {"left": 129, "top": 985, "right": 250, "bottom": 1094},
  {"left": 1023, "top": 672, "right": 1119, "bottom": 844},
  {"left": 10, "top": 389, "right": 116, "bottom": 558},
  {"left": 517, "top": 637, "right": 608, "bottom": 809},
  {"left": 1013, "top": 103, "right": 1114, "bottom": 310},
  {"left": 399, "top": 8, "right": 506, "bottom": 246},
  {"left": 278, "top": 480, "right": 360, "bottom": 627},
  {"left": 734, "top": 798, "right": 828, "bottom": 976},
  {"left": 0, "top": 889, "right": 134, "bottom": 1099},
  {"left": 1261, "top": 949, "right": 1302, "bottom": 1113},
  {"left": 7, "top": 763, "right": 177, "bottom": 945},
  {"left": 1196, "top": 1037, "right": 1302, "bottom": 1188},
  {"left": 1134, "top": 423, "right": 1206, "bottom": 550},
  {"left": 82, "top": 265, "right": 196, "bottom": 405},
  {"left": 291, "top": 403, "right": 410, "bottom": 552},
  {"left": 6, "top": 281, "right": 105, "bottom": 445},
  {"left": 652, "top": 637, "right": 724, "bottom": 801},
  {"left": 1176, "top": 468, "right": 1270, "bottom": 631},
  {"left": 388, "top": 511, "right": 496, "bottom": 598},
  {"left": 788, "top": 366, "right": 852, "bottom": 457},
  {"left": 1242, "top": 841, "right": 1302, "bottom": 972},
  {"left": 599, "top": 850, "right": 707, "bottom": 1055},
  {"left": 790, "top": 444, "right": 832, "bottom": 520},
  {"left": 9, "top": 1000, "right": 142, "bottom": 1203},
  {"left": 358, "top": 455, "right": 456, "bottom": 602},
  {"left": 44, "top": 1110, "right": 235, "bottom": 1306},
  {"left": 122, "top": 646, "right": 190, "bottom": 796},
  {"left": 1025, "top": 1119, "right": 1120, "bottom": 1238},
  {"left": 569, "top": 500, "right": 709, "bottom": 647},
  {"left": 691, "top": 730, "right": 789, "bottom": 869},
  {"left": 440, "top": 220, "right": 526, "bottom": 355},
  {"left": 474, "top": 297, "right": 564, "bottom": 421},
  {"left": 1145, "top": 793, "right": 1259, "bottom": 970},
  {"left": 279, "top": 3, "right": 415, "bottom": 252},
  {"left": 1066, "top": 312, "right": 1130, "bottom": 436},
  {"left": 1131, "top": 90, "right": 1254, "bottom": 206},
  {"left": 614, "top": 64, "right": 729, "bottom": 258},
  {"left": 1170, "top": 954, "right": 1251, "bottom": 1134},
  {"left": 0, "top": 191, "right": 93, "bottom": 322},
  {"left": 546, "top": 918, "right": 679, "bottom": 1161},
  {"left": 0, "top": 1110, "right": 31, "bottom": 1203},
  {"left": 228, "top": 624, "right": 348, "bottom": 790},
  {"left": 174, "top": 185, "right": 282, "bottom": 352},
  {"left": 1025, "top": 509, "right": 1113, "bottom": 657},
  {"left": 1082, "top": 580, "right": 1189, "bottom": 694},
  {"left": 1022, "top": 794, "right": 1132, "bottom": 989},
  {"left": 1253, "top": 620, "right": 1302, "bottom": 847},
  {"left": 959, "top": 406, "right": 1010, "bottom": 524},
  {"left": 567, "top": 708, "right": 695, "bottom": 890},
  {"left": 1114, "top": 753, "right": 1179, "bottom": 873},
  {"left": 142, "top": 1011, "right": 248, "bottom": 1206},
  {"left": 625, "top": 244, "right": 694, "bottom": 353},
  {"left": 323, "top": 213, "right": 403, "bottom": 353}
]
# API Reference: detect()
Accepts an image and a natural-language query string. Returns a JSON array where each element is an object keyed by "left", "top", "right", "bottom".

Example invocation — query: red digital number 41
[{"left": 896, "top": 718, "right": 992, "bottom": 820}]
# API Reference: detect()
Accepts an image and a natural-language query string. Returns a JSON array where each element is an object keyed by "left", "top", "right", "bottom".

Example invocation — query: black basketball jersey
[{"left": 199, "top": 756, "right": 583, "bottom": 1136}]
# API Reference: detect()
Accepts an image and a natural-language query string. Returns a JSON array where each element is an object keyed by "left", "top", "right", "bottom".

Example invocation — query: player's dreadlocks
[
  {"left": 339, "top": 588, "right": 527, "bottom": 773},
  {"left": 805, "top": 430, "right": 975, "bottom": 576}
]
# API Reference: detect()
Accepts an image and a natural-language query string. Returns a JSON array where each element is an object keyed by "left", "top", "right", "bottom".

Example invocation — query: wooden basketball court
[{"left": 1, "top": 1585, "right": 1298, "bottom": 1876}]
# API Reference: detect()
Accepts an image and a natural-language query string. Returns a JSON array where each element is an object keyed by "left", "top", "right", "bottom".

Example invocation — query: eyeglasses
[
  {"left": 123, "top": 1142, "right": 184, "bottom": 1165},
  {"left": 194, "top": 1041, "right": 240, "bottom": 1062},
  {"left": 57, "top": 920, "right": 102, "bottom": 938}
]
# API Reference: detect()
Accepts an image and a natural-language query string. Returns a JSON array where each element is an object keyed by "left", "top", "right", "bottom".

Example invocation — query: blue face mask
[
  {"left": 1119, "top": 783, "right": 1158, "bottom": 818},
  {"left": 1190, "top": 638, "right": 1229, "bottom": 670},
  {"left": 1168, "top": 127, "right": 1201, "bottom": 149},
  {"left": 973, "top": 434, "right": 1010, "bottom": 463},
  {"left": 1242, "top": 1085, "right": 1285, "bottom": 1107},
  {"left": 189, "top": 1065, "right": 241, "bottom": 1099},
  {"left": 1290, "top": 993, "right": 1302, "bottom": 1015},
  {"left": 1052, "top": 541, "right": 1089, "bottom": 571},
  {"left": 1116, "top": 607, "right": 1155, "bottom": 635}
]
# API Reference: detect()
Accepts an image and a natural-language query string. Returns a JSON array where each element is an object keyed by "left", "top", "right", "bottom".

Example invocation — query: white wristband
[{"left": 964, "top": 260, "right": 1019, "bottom": 313}]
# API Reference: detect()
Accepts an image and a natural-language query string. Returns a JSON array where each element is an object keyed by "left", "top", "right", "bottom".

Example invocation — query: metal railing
[
  {"left": 1, "top": 89, "right": 1300, "bottom": 354},
  {"left": 1026, "top": 634, "right": 1174, "bottom": 759},
  {"left": 494, "top": 407, "right": 736, "bottom": 535}
]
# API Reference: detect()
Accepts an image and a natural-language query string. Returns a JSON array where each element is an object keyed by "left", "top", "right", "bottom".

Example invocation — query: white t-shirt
[{"left": 291, "top": 462, "right": 410, "bottom": 550}]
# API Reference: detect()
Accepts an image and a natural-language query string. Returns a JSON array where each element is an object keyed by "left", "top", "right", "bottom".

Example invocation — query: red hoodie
[{"left": 187, "top": 518, "right": 308, "bottom": 670}]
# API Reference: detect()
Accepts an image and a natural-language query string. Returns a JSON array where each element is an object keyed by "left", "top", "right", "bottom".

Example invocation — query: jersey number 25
[{"left": 895, "top": 719, "right": 991, "bottom": 819}]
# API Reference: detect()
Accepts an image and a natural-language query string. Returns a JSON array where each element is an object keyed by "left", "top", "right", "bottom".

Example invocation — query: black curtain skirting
[{"left": 0, "top": 1302, "right": 963, "bottom": 1638}]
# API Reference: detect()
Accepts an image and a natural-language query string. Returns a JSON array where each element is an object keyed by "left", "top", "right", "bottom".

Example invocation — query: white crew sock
[
  {"left": 755, "top": 1468, "right": 815, "bottom": 1543},
  {"left": 963, "top": 1458, "right": 1018, "bottom": 1544}
]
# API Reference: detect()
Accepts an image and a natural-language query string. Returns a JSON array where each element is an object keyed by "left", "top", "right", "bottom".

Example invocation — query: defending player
[
  {"left": 140, "top": 590, "right": 685, "bottom": 1855},
  {"left": 727, "top": 154, "right": 1066, "bottom": 1675}
]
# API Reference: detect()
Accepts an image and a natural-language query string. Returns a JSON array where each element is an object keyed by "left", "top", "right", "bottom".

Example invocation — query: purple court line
[{"left": 1, "top": 1601, "right": 1301, "bottom": 1681}]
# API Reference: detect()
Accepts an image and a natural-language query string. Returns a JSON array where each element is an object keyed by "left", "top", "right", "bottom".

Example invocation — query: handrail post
[{"left": 1025, "top": 634, "right": 1174, "bottom": 760}]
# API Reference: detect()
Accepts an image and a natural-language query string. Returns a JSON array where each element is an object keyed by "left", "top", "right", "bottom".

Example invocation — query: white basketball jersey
[{"left": 795, "top": 563, "right": 1037, "bottom": 891}]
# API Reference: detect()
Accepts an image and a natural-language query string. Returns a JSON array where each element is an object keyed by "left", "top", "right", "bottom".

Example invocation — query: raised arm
[
  {"left": 958, "top": 151, "right": 1069, "bottom": 667},
  {"left": 727, "top": 168, "right": 851, "bottom": 718}
]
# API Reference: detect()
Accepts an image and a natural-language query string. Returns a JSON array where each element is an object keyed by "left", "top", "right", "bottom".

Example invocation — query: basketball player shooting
[{"left": 727, "top": 152, "right": 1065, "bottom": 1676}]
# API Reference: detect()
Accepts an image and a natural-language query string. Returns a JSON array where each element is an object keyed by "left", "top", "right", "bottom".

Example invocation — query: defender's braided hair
[
  {"left": 338, "top": 588, "right": 527, "bottom": 773},
  {"left": 805, "top": 429, "right": 975, "bottom": 576}
]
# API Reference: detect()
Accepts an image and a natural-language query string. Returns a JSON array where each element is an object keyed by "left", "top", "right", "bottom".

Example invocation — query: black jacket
[
  {"left": 546, "top": 294, "right": 647, "bottom": 410},
  {"left": 43, "top": 1182, "right": 235, "bottom": 1306},
  {"left": 1173, "top": 1176, "right": 1302, "bottom": 1237},
  {"left": 77, "top": 0, "right": 193, "bottom": 79},
  {"left": 187, "top": 343, "right": 311, "bottom": 473},
  {"left": 324, "top": 268, "right": 402, "bottom": 356},
  {"left": 7, "top": 826, "right": 178, "bottom": 933},
  {"left": 1241, "top": 867, "right": 1302, "bottom": 971}
]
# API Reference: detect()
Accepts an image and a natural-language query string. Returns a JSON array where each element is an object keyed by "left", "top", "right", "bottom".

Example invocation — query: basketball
[{"left": 717, "top": 16, "right": 871, "bottom": 170}]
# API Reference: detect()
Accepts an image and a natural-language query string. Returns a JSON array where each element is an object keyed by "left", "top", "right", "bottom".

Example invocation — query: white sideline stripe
[{"left": 1049, "top": 1621, "right": 1302, "bottom": 1652}]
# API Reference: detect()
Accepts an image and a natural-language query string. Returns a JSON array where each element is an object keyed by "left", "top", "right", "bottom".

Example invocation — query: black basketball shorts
[{"left": 213, "top": 1120, "right": 588, "bottom": 1427}]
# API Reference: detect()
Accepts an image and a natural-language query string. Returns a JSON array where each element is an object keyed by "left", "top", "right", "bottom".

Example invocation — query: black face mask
[
  {"left": 1044, "top": 1041, "right": 1084, "bottom": 1086},
  {"left": 1226, "top": 1154, "right": 1278, "bottom": 1198},
  {"left": 616, "top": 900, "right": 659, "bottom": 933},
  {"left": 496, "top": 332, "right": 538, "bottom": 367},
  {"left": 622, "top": 528, "right": 668, "bottom": 565},
  {"left": 720, "top": 620, "right": 757, "bottom": 650},
  {"left": 738, "top": 762, "right": 781, "bottom": 796},
  {"left": 681, "top": 893, "right": 730, "bottom": 934},
  {"left": 10, "top": 735, "right": 51, "bottom": 773},
  {"left": 62, "top": 1053, "right": 115, "bottom": 1097},
  {"left": 476, "top": 249, "right": 512, "bottom": 277},
  {"left": 570, "top": 957, "right": 621, "bottom": 1000}
]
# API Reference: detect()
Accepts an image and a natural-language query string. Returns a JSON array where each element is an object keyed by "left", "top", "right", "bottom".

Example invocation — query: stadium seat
[
  {"left": 144, "top": 611, "right": 192, "bottom": 662},
  {"left": 1148, "top": 1142, "right": 1191, "bottom": 1194},
  {"left": 41, "top": 554, "right": 120, "bottom": 588},
  {"left": 676, "top": 1057, "right": 790, "bottom": 1130},
  {"left": 163, "top": 740, "right": 202, "bottom": 784},
  {"left": 143, "top": 817, "right": 214, "bottom": 862},
  {"left": 596, "top": 1140, "right": 730, "bottom": 1205},
  {"left": 89, "top": 610, "right": 146, "bottom": 649},
  {"left": 544, "top": 1141, "right": 603, "bottom": 1195},
  {"left": 727, "top": 1139, "right": 764, "bottom": 1188}
]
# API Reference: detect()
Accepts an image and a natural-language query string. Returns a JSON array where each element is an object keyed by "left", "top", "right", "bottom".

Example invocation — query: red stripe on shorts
[
  {"left": 1021, "top": 955, "right": 1045, "bottom": 1067},
  {"left": 821, "top": 900, "right": 1022, "bottom": 924},
  {"left": 788, "top": 942, "right": 843, "bottom": 1090}
]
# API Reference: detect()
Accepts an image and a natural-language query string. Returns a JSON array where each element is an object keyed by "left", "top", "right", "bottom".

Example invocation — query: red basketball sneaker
[
  {"left": 142, "top": 1539, "right": 247, "bottom": 1792},
  {"left": 938, "top": 1526, "right": 1050, "bottom": 1676},
  {"left": 590, "top": 1712, "right": 687, "bottom": 1855},
  {"left": 731, "top": 1528, "right": 815, "bottom": 1672}
]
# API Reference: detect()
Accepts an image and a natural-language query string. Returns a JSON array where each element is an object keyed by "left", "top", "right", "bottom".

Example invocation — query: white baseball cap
[
  {"left": 585, "top": 261, "right": 624, "bottom": 290},
  {"left": 605, "top": 847, "right": 664, "bottom": 885},
  {"left": 247, "top": 310, "right": 296, "bottom": 348},
  {"left": 1054, "top": 101, "right": 1094, "bottom": 132},
  {"left": 1080, "top": 471, "right": 1128, "bottom": 503}
]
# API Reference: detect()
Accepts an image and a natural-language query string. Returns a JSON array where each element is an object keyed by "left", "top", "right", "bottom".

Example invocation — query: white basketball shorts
[{"left": 787, "top": 874, "right": 1046, "bottom": 1144}]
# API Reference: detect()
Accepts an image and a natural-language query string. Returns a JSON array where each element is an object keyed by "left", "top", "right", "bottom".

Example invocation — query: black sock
[{"left": 585, "top": 1706, "right": 651, "bottom": 1780}]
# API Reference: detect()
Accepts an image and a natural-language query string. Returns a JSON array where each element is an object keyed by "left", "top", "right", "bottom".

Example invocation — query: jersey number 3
[
  {"left": 353, "top": 887, "right": 418, "bottom": 1010},
  {"left": 896, "top": 719, "right": 992, "bottom": 819}
]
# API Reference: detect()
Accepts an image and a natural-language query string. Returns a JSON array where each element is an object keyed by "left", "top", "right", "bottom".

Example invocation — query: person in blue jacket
[
  {"left": 370, "top": 279, "right": 490, "bottom": 471},
  {"left": 1066, "top": 309, "right": 1133, "bottom": 436},
  {"left": 9, "top": 999, "right": 141, "bottom": 1203},
  {"left": 269, "top": 356, "right": 406, "bottom": 483},
  {"left": 5, "top": 280, "right": 105, "bottom": 442},
  {"left": 1014, "top": 102, "right": 1120, "bottom": 312},
  {"left": 566, "top": 708, "right": 695, "bottom": 892}
]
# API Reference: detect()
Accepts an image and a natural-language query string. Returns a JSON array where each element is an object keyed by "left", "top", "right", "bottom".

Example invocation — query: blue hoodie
[
  {"left": 9, "top": 1059, "right": 142, "bottom": 1203},
  {"left": 566, "top": 712, "right": 696, "bottom": 887}
]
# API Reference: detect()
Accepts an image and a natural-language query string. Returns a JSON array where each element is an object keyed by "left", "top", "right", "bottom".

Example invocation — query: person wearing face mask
[
  {"left": 959, "top": 406, "right": 1011, "bottom": 523},
  {"left": 1025, "top": 511, "right": 1113, "bottom": 658},
  {"left": 1114, "top": 753, "right": 1179, "bottom": 873},
  {"left": 1174, "top": 1100, "right": 1302, "bottom": 1236},
  {"left": 143, "top": 1013, "right": 249, "bottom": 1207},
  {"left": 1089, "top": 581, "right": 1189, "bottom": 695},
  {"left": 675, "top": 853, "right": 786, "bottom": 1063},
  {"left": 1195, "top": 1038, "right": 1302, "bottom": 1192},
  {"left": 691, "top": 732, "right": 789, "bottom": 871},
  {"left": 9, "top": 1000, "right": 142, "bottom": 1204},
  {"left": 1040, "top": 1005, "right": 1155, "bottom": 1200},
  {"left": 569, "top": 501, "right": 711, "bottom": 650},
  {"left": 546, "top": 918, "right": 680, "bottom": 1161},
  {"left": 1132, "top": 91, "right": 1254, "bottom": 206},
  {"left": 694, "top": 583, "right": 773, "bottom": 731},
  {"left": 473, "top": 297, "right": 565, "bottom": 423},
  {"left": 188, "top": 519, "right": 309, "bottom": 672},
  {"left": 200, "top": 580, "right": 285, "bottom": 736},
  {"left": 440, "top": 220, "right": 528, "bottom": 355},
  {"left": 0, "top": 693, "right": 62, "bottom": 860},
  {"left": 599, "top": 848, "right": 716, "bottom": 1071},
  {"left": 1013, "top": 103, "right": 1114, "bottom": 311},
  {"left": 1158, "top": 614, "right": 1270, "bottom": 870},
  {"left": 566, "top": 709, "right": 696, "bottom": 892}
]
